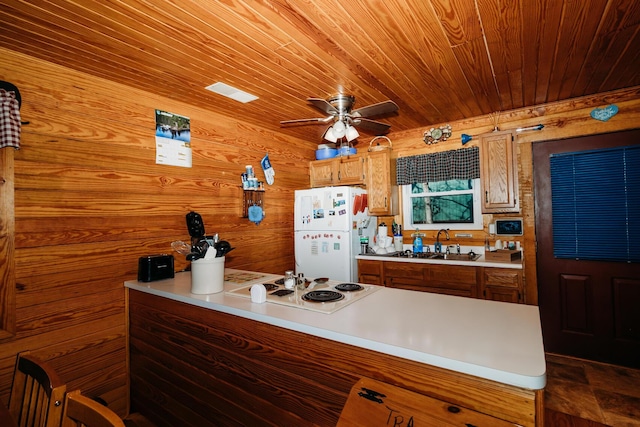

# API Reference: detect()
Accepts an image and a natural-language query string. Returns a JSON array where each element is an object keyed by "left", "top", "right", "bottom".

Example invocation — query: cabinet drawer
[{"left": 483, "top": 269, "right": 521, "bottom": 288}]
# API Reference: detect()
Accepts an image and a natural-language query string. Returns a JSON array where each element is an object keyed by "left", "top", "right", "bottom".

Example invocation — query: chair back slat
[{"left": 8, "top": 352, "right": 66, "bottom": 427}]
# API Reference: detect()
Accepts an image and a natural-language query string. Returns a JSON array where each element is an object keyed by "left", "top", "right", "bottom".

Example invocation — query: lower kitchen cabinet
[
  {"left": 481, "top": 267, "right": 524, "bottom": 303},
  {"left": 358, "top": 260, "right": 523, "bottom": 303},
  {"left": 383, "top": 263, "right": 478, "bottom": 298},
  {"left": 357, "top": 259, "right": 384, "bottom": 285}
]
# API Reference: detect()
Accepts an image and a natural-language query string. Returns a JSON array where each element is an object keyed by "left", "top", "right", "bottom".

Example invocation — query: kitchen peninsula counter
[{"left": 125, "top": 269, "right": 546, "bottom": 426}]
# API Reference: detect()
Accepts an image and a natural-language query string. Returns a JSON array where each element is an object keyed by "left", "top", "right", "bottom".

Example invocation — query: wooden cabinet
[
  {"left": 309, "top": 154, "right": 366, "bottom": 187},
  {"left": 365, "top": 150, "right": 398, "bottom": 215},
  {"left": 426, "top": 264, "right": 479, "bottom": 298},
  {"left": 383, "top": 262, "right": 427, "bottom": 291},
  {"left": 479, "top": 130, "right": 520, "bottom": 213},
  {"left": 309, "top": 159, "right": 337, "bottom": 187},
  {"left": 481, "top": 267, "right": 524, "bottom": 303},
  {"left": 310, "top": 151, "right": 398, "bottom": 215},
  {"left": 357, "top": 259, "right": 384, "bottom": 285},
  {"left": 359, "top": 259, "right": 523, "bottom": 303},
  {"left": 383, "top": 262, "right": 478, "bottom": 297}
]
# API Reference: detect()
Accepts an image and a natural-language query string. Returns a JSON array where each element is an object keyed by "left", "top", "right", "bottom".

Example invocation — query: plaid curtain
[
  {"left": 0, "top": 88, "right": 21, "bottom": 149},
  {"left": 396, "top": 146, "right": 479, "bottom": 185}
]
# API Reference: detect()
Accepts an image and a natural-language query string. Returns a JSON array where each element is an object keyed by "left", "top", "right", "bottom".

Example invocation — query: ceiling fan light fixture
[
  {"left": 323, "top": 127, "right": 338, "bottom": 143},
  {"left": 345, "top": 125, "right": 359, "bottom": 142},
  {"left": 332, "top": 120, "right": 346, "bottom": 138}
]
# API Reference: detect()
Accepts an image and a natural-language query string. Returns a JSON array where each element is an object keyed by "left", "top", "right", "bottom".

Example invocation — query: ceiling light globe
[
  {"left": 345, "top": 125, "right": 359, "bottom": 142},
  {"left": 333, "top": 120, "right": 346, "bottom": 138}
]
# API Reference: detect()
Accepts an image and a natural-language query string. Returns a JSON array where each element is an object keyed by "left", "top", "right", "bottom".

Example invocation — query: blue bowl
[
  {"left": 339, "top": 146, "right": 357, "bottom": 156},
  {"left": 316, "top": 148, "right": 338, "bottom": 160}
]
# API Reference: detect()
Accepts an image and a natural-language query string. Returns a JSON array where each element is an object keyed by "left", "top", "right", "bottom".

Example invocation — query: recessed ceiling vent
[{"left": 205, "top": 82, "right": 258, "bottom": 103}]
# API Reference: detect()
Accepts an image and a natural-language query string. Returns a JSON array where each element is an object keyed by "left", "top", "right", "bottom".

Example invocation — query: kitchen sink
[
  {"left": 428, "top": 253, "right": 482, "bottom": 261},
  {"left": 363, "top": 250, "right": 481, "bottom": 261}
]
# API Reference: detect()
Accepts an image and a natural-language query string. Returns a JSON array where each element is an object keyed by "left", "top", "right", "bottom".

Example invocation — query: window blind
[{"left": 550, "top": 144, "right": 640, "bottom": 262}]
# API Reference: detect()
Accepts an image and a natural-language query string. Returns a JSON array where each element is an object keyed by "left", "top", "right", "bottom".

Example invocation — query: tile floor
[{"left": 545, "top": 353, "right": 640, "bottom": 426}]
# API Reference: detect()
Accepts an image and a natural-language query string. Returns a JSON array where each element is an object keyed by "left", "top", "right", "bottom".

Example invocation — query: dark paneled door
[{"left": 533, "top": 129, "right": 640, "bottom": 369}]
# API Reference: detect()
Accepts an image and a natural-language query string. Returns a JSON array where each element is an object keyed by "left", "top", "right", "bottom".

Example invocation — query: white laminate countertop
[{"left": 125, "top": 269, "right": 545, "bottom": 390}]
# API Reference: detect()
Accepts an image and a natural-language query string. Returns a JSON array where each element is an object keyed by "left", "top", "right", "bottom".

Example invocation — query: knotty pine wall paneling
[
  {"left": 0, "top": 48, "right": 314, "bottom": 417},
  {"left": 386, "top": 87, "right": 640, "bottom": 305}
]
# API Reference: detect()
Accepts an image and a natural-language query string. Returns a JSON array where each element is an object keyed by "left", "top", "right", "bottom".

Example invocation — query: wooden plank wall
[
  {"left": 385, "top": 88, "right": 640, "bottom": 305},
  {"left": 0, "top": 48, "right": 314, "bottom": 416},
  {"left": 1, "top": 44, "right": 639, "bottom": 418}
]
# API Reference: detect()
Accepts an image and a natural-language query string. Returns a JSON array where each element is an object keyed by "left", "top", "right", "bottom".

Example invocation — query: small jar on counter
[{"left": 284, "top": 270, "right": 295, "bottom": 289}]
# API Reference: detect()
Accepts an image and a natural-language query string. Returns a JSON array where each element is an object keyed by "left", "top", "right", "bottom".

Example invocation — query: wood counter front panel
[{"left": 129, "top": 290, "right": 542, "bottom": 426}]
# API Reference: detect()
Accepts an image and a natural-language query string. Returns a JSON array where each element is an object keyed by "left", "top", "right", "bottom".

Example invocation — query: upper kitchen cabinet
[
  {"left": 365, "top": 150, "right": 398, "bottom": 216},
  {"left": 479, "top": 130, "right": 520, "bottom": 213},
  {"left": 309, "top": 155, "right": 366, "bottom": 188}
]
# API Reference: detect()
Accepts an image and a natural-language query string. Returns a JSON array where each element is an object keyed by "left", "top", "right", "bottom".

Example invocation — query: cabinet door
[
  {"left": 480, "top": 131, "right": 520, "bottom": 213},
  {"left": 481, "top": 268, "right": 523, "bottom": 303},
  {"left": 358, "top": 259, "right": 383, "bottom": 285},
  {"left": 337, "top": 155, "right": 366, "bottom": 185},
  {"left": 425, "top": 264, "right": 479, "bottom": 298},
  {"left": 310, "top": 159, "right": 338, "bottom": 187},
  {"left": 384, "top": 262, "right": 427, "bottom": 291},
  {"left": 366, "top": 151, "right": 398, "bottom": 215}
]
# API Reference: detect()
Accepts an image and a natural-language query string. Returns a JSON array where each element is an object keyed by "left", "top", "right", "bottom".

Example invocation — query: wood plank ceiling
[{"left": 1, "top": 0, "right": 639, "bottom": 143}]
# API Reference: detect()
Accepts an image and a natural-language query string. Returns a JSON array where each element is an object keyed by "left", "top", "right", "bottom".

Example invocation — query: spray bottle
[{"left": 412, "top": 229, "right": 424, "bottom": 254}]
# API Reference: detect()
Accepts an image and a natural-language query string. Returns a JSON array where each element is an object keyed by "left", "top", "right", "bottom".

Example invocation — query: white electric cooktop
[{"left": 226, "top": 278, "right": 380, "bottom": 314}]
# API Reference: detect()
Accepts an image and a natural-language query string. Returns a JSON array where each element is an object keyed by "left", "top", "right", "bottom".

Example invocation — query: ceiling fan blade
[
  {"left": 352, "top": 100, "right": 399, "bottom": 118},
  {"left": 280, "top": 116, "right": 333, "bottom": 126},
  {"left": 307, "top": 98, "right": 339, "bottom": 115},
  {"left": 351, "top": 117, "right": 391, "bottom": 134}
]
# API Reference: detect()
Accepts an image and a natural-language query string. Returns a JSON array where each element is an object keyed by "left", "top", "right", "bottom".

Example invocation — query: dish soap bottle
[{"left": 412, "top": 229, "right": 423, "bottom": 254}]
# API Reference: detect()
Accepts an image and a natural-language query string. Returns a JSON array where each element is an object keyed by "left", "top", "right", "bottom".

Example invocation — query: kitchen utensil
[
  {"left": 186, "top": 252, "right": 202, "bottom": 261},
  {"left": 203, "top": 244, "right": 217, "bottom": 260},
  {"left": 186, "top": 211, "right": 205, "bottom": 238},
  {"left": 214, "top": 240, "right": 233, "bottom": 257},
  {"left": 171, "top": 240, "right": 191, "bottom": 255}
]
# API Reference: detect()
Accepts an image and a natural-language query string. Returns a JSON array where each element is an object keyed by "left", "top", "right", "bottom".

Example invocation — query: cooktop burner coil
[
  {"left": 302, "top": 290, "right": 344, "bottom": 303},
  {"left": 334, "top": 283, "right": 363, "bottom": 292}
]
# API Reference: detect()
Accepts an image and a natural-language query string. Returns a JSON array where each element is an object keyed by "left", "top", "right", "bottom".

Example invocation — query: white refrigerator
[{"left": 294, "top": 186, "right": 376, "bottom": 282}]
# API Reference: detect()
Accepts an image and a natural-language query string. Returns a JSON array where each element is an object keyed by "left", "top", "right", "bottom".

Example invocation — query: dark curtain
[{"left": 396, "top": 146, "right": 479, "bottom": 185}]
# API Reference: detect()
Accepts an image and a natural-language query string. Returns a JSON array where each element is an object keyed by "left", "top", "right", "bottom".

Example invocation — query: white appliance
[{"left": 294, "top": 186, "right": 376, "bottom": 282}]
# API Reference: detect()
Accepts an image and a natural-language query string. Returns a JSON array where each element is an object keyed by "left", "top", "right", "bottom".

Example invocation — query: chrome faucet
[{"left": 435, "top": 229, "right": 450, "bottom": 253}]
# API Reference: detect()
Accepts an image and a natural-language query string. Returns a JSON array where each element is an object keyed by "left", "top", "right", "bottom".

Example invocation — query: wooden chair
[
  {"left": 8, "top": 351, "right": 66, "bottom": 427},
  {"left": 62, "top": 390, "right": 125, "bottom": 427}
]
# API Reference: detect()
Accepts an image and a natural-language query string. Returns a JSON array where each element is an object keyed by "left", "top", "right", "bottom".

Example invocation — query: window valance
[{"left": 396, "top": 146, "right": 480, "bottom": 185}]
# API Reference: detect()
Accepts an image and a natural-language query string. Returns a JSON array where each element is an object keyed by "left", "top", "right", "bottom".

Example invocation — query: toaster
[{"left": 138, "top": 254, "right": 175, "bottom": 282}]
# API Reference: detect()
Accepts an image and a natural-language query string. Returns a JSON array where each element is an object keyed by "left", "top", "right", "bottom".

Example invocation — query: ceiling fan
[{"left": 280, "top": 94, "right": 398, "bottom": 141}]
